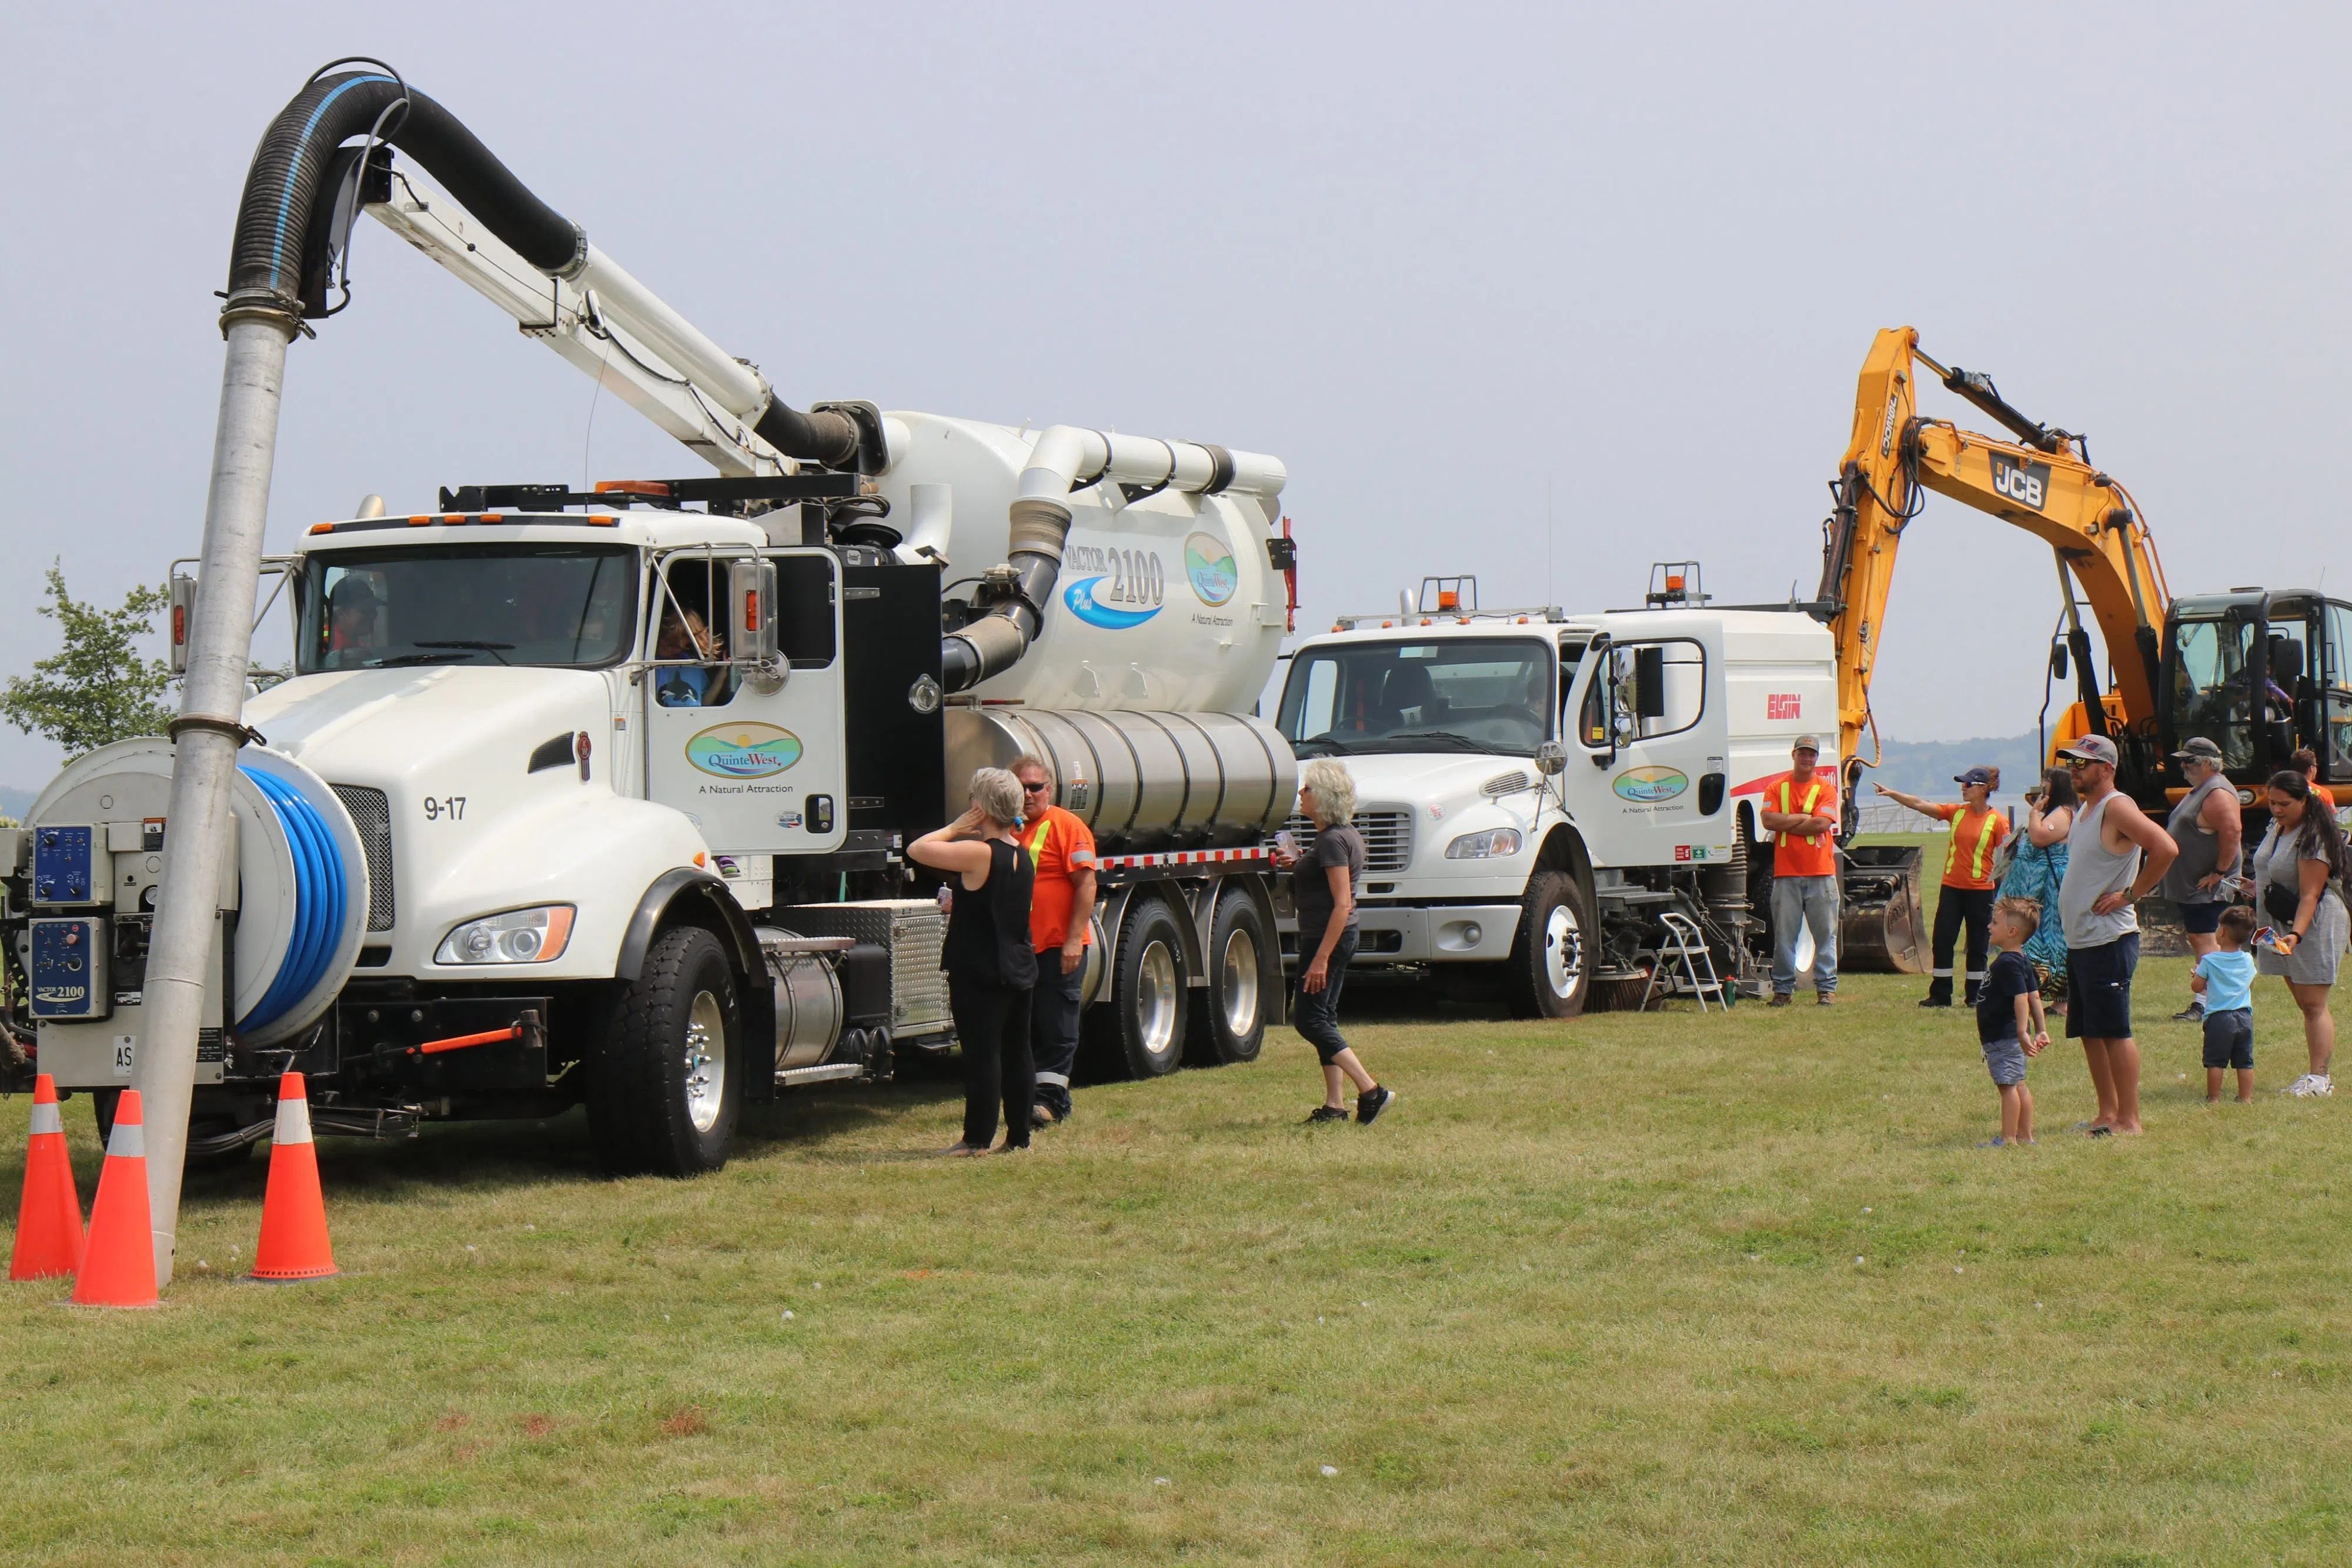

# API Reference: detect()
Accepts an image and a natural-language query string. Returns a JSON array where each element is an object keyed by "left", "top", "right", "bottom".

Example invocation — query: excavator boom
[{"left": 1818, "top": 327, "right": 2171, "bottom": 778}]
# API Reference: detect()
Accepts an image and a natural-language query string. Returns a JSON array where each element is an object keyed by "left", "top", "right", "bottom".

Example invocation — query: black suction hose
[{"left": 228, "top": 66, "right": 858, "bottom": 466}]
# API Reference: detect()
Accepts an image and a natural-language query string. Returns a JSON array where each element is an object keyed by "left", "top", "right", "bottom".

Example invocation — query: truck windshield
[
  {"left": 297, "top": 545, "right": 637, "bottom": 673},
  {"left": 1278, "top": 638, "right": 1551, "bottom": 757}
]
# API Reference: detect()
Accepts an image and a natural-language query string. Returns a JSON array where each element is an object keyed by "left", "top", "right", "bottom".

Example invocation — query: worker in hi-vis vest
[
  {"left": 1760, "top": 735, "right": 1840, "bottom": 1007},
  {"left": 1875, "top": 767, "right": 2012, "bottom": 1006},
  {"left": 1012, "top": 754, "right": 1098, "bottom": 1128}
]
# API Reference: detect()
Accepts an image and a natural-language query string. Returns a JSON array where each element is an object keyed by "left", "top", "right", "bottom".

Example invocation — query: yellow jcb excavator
[{"left": 1813, "top": 326, "right": 2352, "bottom": 967}]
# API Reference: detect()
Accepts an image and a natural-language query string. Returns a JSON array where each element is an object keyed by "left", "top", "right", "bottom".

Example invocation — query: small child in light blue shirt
[{"left": 2191, "top": 906, "right": 2259, "bottom": 1104}]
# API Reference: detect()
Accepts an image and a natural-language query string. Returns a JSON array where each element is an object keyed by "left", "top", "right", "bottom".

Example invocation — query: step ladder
[{"left": 1638, "top": 911, "right": 1728, "bottom": 1013}]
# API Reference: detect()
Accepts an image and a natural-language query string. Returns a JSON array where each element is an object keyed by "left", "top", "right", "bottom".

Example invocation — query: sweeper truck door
[{"left": 1568, "top": 636, "right": 1720, "bottom": 869}]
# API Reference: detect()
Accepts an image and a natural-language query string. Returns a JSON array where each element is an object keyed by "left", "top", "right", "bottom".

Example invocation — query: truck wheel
[
  {"left": 1190, "top": 888, "right": 1269, "bottom": 1066},
  {"left": 1104, "top": 898, "right": 1189, "bottom": 1080},
  {"left": 588, "top": 925, "right": 742, "bottom": 1176},
  {"left": 1505, "top": 870, "right": 1594, "bottom": 1019}
]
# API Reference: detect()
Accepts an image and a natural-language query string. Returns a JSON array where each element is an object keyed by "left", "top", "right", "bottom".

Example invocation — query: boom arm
[{"left": 1816, "top": 326, "right": 2172, "bottom": 772}]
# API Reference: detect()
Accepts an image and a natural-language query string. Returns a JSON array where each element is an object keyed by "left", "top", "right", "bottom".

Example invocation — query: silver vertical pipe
[{"left": 137, "top": 310, "right": 296, "bottom": 1286}]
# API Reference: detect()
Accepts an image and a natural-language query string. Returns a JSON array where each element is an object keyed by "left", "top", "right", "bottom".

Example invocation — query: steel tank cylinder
[
  {"left": 756, "top": 930, "right": 846, "bottom": 1070},
  {"left": 946, "top": 707, "right": 1296, "bottom": 853}
]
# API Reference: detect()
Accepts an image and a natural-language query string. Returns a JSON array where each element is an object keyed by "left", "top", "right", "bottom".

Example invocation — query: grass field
[{"left": 2, "top": 837, "right": 2346, "bottom": 1565}]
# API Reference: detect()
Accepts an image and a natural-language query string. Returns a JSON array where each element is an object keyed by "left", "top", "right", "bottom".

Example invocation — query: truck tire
[
  {"left": 1102, "top": 897, "right": 1189, "bottom": 1080},
  {"left": 587, "top": 924, "right": 742, "bottom": 1176},
  {"left": 1190, "top": 888, "right": 1269, "bottom": 1066},
  {"left": 1504, "top": 870, "right": 1595, "bottom": 1019}
]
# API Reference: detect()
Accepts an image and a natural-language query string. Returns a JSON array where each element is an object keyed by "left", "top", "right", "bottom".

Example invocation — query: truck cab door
[
  {"left": 644, "top": 547, "right": 847, "bottom": 861},
  {"left": 1562, "top": 634, "right": 1721, "bottom": 868}
]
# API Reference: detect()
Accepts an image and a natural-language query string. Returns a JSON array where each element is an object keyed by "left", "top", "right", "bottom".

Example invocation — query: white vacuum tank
[{"left": 870, "top": 412, "right": 1287, "bottom": 713}]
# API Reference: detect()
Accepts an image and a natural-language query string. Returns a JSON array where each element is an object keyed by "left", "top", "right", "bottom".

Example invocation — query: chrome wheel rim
[
  {"left": 1137, "top": 940, "right": 1180, "bottom": 1059},
  {"left": 684, "top": 989, "right": 727, "bottom": 1133},
  {"left": 1220, "top": 927, "right": 1261, "bottom": 1038},
  {"left": 1543, "top": 903, "right": 1582, "bottom": 1002}
]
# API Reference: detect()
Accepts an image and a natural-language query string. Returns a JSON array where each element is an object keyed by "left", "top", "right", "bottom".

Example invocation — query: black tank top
[{"left": 943, "top": 838, "right": 1038, "bottom": 990}]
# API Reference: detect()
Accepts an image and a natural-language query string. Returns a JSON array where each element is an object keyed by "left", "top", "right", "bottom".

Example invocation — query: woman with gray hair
[
  {"left": 1273, "top": 758, "right": 1395, "bottom": 1125},
  {"left": 910, "top": 767, "right": 1040, "bottom": 1154}
]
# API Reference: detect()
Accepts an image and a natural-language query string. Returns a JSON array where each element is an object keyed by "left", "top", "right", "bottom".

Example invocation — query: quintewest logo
[
  {"left": 1184, "top": 531, "right": 1238, "bottom": 606},
  {"left": 1612, "top": 765, "right": 1689, "bottom": 804},
  {"left": 686, "top": 721, "right": 803, "bottom": 779}
]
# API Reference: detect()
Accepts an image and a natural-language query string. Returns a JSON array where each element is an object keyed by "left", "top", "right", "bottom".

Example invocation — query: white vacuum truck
[
  {"left": 4, "top": 65, "right": 1297, "bottom": 1238},
  {"left": 1269, "top": 567, "right": 1906, "bottom": 1013}
]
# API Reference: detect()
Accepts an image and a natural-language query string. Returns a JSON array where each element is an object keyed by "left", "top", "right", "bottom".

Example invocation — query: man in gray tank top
[
  {"left": 2158, "top": 737, "right": 2243, "bottom": 1022},
  {"left": 2055, "top": 735, "right": 2179, "bottom": 1136}
]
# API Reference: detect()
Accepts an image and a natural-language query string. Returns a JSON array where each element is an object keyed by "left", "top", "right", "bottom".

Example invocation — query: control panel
[
  {"left": 32, "top": 826, "right": 96, "bottom": 905},
  {"left": 29, "top": 916, "right": 108, "bottom": 1020}
]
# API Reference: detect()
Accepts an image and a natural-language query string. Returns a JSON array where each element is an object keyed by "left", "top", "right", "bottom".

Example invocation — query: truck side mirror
[
  {"left": 1633, "top": 644, "right": 1666, "bottom": 719},
  {"left": 730, "top": 559, "right": 779, "bottom": 665},
  {"left": 1535, "top": 741, "right": 1566, "bottom": 776}
]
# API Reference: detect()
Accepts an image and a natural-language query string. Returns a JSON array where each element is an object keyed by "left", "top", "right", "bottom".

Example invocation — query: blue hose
[{"left": 238, "top": 767, "right": 350, "bottom": 1034}]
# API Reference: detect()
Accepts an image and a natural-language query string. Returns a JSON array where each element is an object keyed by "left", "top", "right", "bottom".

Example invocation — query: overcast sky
[{"left": 2, "top": 2, "right": 2343, "bottom": 786}]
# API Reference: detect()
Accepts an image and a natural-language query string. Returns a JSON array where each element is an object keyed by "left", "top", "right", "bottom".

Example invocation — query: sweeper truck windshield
[
  {"left": 1278, "top": 637, "right": 1554, "bottom": 757},
  {"left": 296, "top": 543, "right": 639, "bottom": 673}
]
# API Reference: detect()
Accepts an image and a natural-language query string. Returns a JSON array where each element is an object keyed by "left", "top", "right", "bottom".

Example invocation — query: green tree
[{"left": 1, "top": 562, "right": 173, "bottom": 760}]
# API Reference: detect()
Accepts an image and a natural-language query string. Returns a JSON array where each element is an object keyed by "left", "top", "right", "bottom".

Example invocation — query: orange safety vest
[{"left": 1770, "top": 777, "right": 1836, "bottom": 877}]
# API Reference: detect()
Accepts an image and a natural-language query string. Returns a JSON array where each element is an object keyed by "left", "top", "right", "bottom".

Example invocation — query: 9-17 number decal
[{"left": 422, "top": 796, "right": 467, "bottom": 822}]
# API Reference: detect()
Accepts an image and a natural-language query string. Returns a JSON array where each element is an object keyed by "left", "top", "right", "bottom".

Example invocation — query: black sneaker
[
  {"left": 2170, "top": 1004, "right": 2205, "bottom": 1023},
  {"left": 1304, "top": 1106, "right": 1350, "bottom": 1124},
  {"left": 1357, "top": 1086, "right": 1396, "bottom": 1125}
]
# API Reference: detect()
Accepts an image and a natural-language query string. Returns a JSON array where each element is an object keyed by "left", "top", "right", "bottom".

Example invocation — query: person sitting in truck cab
[
  {"left": 653, "top": 605, "right": 724, "bottom": 707},
  {"left": 321, "top": 576, "right": 383, "bottom": 669},
  {"left": 1380, "top": 664, "right": 1446, "bottom": 733}
]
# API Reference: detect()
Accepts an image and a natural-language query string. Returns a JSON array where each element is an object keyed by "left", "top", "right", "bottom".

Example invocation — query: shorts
[
  {"left": 2180, "top": 900, "right": 2227, "bottom": 936},
  {"left": 2066, "top": 932, "right": 2140, "bottom": 1039},
  {"left": 1982, "top": 1035, "right": 2028, "bottom": 1088},
  {"left": 2201, "top": 1007, "right": 2254, "bottom": 1071}
]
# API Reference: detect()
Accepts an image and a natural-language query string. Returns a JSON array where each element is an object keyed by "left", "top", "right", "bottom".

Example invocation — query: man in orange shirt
[
  {"left": 1014, "top": 755, "right": 1097, "bottom": 1128},
  {"left": 1877, "top": 767, "right": 2011, "bottom": 1007},
  {"left": 2291, "top": 748, "right": 2337, "bottom": 811},
  {"left": 1761, "top": 735, "right": 1840, "bottom": 1007}
]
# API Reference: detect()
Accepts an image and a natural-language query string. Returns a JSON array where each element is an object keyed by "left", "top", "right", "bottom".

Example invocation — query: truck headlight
[
  {"left": 1444, "top": 827, "right": 1523, "bottom": 860},
  {"left": 435, "top": 905, "right": 576, "bottom": 965}
]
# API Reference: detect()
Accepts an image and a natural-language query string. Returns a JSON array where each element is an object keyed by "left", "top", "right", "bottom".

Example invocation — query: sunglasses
[{"left": 1021, "top": 780, "right": 1051, "bottom": 794}]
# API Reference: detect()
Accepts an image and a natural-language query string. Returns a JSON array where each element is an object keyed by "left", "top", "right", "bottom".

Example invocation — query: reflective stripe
[
  {"left": 1027, "top": 816, "right": 1053, "bottom": 864},
  {"left": 106, "top": 1120, "right": 145, "bottom": 1159},
  {"left": 272, "top": 1092, "right": 315, "bottom": 1147},
  {"left": 1034, "top": 1071, "right": 1072, "bottom": 1088},
  {"left": 1931, "top": 968, "right": 1953, "bottom": 978},
  {"left": 1774, "top": 778, "right": 1828, "bottom": 845},
  {"left": 29, "top": 1102, "right": 62, "bottom": 1136},
  {"left": 1964, "top": 808, "right": 2004, "bottom": 883}
]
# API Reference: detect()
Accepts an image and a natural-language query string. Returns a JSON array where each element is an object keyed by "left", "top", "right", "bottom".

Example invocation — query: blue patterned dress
[{"left": 1996, "top": 821, "right": 2070, "bottom": 990}]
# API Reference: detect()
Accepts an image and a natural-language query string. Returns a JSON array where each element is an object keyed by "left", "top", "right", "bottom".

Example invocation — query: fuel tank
[
  {"left": 867, "top": 412, "right": 1286, "bottom": 714},
  {"left": 946, "top": 707, "right": 1295, "bottom": 853}
]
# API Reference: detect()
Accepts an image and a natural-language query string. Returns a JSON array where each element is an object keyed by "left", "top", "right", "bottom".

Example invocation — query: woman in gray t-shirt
[
  {"left": 2251, "top": 770, "right": 2348, "bottom": 1097},
  {"left": 1275, "top": 759, "right": 1395, "bottom": 1126}
]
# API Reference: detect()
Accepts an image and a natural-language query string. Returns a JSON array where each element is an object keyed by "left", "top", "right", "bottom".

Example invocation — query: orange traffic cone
[
  {"left": 71, "top": 1088, "right": 158, "bottom": 1308},
  {"left": 250, "top": 1073, "right": 336, "bottom": 1282},
  {"left": 9, "top": 1074, "right": 85, "bottom": 1281}
]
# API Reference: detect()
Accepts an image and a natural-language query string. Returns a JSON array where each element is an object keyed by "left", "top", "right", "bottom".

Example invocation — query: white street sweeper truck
[{"left": 2, "top": 59, "right": 1300, "bottom": 1282}]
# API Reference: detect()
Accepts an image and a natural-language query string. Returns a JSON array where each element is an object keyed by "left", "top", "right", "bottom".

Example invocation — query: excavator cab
[{"left": 2156, "top": 591, "right": 2352, "bottom": 804}]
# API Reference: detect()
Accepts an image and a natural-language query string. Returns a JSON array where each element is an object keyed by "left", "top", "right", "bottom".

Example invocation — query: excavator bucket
[{"left": 1839, "top": 844, "right": 1925, "bottom": 973}]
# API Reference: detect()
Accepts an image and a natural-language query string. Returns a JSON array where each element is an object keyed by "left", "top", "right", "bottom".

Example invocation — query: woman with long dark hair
[
  {"left": 2251, "top": 770, "right": 2348, "bottom": 1098},
  {"left": 1997, "top": 765, "right": 2076, "bottom": 1005}
]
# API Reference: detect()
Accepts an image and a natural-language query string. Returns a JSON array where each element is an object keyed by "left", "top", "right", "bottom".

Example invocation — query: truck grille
[
  {"left": 330, "top": 785, "right": 396, "bottom": 931},
  {"left": 1273, "top": 808, "right": 1414, "bottom": 873}
]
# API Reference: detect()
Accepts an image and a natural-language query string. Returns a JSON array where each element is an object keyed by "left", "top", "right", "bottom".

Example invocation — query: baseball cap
[
  {"left": 1791, "top": 734, "right": 1822, "bottom": 754},
  {"left": 2057, "top": 735, "right": 2120, "bottom": 766},
  {"left": 2171, "top": 736, "right": 2224, "bottom": 763},
  {"left": 1954, "top": 766, "right": 1997, "bottom": 787}
]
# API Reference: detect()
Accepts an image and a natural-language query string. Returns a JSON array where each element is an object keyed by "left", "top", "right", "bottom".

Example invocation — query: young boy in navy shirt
[
  {"left": 2191, "top": 905, "right": 2259, "bottom": 1104},
  {"left": 1976, "top": 896, "right": 2051, "bottom": 1146}
]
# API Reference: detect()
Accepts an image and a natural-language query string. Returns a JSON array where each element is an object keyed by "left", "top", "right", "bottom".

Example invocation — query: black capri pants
[{"left": 1293, "top": 928, "right": 1359, "bottom": 1065}]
